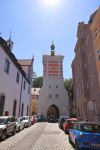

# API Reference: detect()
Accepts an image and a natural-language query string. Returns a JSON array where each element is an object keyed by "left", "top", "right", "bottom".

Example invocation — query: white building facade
[
  {"left": 0, "top": 36, "right": 32, "bottom": 117},
  {"left": 37, "top": 42, "right": 69, "bottom": 118}
]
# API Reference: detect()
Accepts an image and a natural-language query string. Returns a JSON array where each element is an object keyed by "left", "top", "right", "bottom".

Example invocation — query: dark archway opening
[{"left": 47, "top": 104, "right": 59, "bottom": 119}]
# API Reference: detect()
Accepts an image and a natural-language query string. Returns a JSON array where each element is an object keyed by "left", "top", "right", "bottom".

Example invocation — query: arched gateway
[{"left": 47, "top": 104, "right": 59, "bottom": 118}]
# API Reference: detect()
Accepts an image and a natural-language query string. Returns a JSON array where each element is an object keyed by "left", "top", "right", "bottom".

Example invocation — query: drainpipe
[{"left": 18, "top": 76, "right": 23, "bottom": 117}]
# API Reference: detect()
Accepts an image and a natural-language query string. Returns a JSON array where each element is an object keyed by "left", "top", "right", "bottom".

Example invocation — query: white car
[
  {"left": 16, "top": 117, "right": 24, "bottom": 132},
  {"left": 22, "top": 116, "right": 31, "bottom": 127}
]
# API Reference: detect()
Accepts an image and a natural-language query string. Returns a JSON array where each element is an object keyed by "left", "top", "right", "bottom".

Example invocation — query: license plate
[{"left": 91, "top": 143, "right": 100, "bottom": 147}]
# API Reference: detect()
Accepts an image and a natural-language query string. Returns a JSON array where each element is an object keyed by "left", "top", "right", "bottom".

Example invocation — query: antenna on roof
[
  {"left": 9, "top": 31, "right": 12, "bottom": 40},
  {"left": 32, "top": 53, "right": 34, "bottom": 61}
]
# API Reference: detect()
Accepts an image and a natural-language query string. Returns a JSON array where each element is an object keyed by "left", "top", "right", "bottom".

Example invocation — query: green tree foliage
[
  {"left": 64, "top": 78, "right": 73, "bottom": 97},
  {"left": 32, "top": 76, "right": 43, "bottom": 88}
]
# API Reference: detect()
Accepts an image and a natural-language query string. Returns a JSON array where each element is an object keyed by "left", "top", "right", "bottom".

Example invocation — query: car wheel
[
  {"left": 68, "top": 135, "right": 72, "bottom": 144},
  {"left": 12, "top": 128, "right": 16, "bottom": 135},
  {"left": 75, "top": 140, "right": 80, "bottom": 150},
  {"left": 64, "top": 129, "right": 68, "bottom": 134},
  {"left": 18, "top": 127, "right": 20, "bottom": 132},
  {"left": 1, "top": 130, "right": 7, "bottom": 140}
]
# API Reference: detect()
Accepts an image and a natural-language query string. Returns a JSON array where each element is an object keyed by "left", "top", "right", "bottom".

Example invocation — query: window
[
  {"left": 97, "top": 50, "right": 100, "bottom": 53},
  {"left": 99, "top": 55, "right": 100, "bottom": 60},
  {"left": 90, "top": 75, "right": 94, "bottom": 87},
  {"left": 11, "top": 117, "right": 15, "bottom": 122},
  {"left": 12, "top": 99, "right": 17, "bottom": 116},
  {"left": 0, "top": 94, "right": 5, "bottom": 116},
  {"left": 27, "top": 105, "right": 29, "bottom": 116},
  {"left": 56, "top": 86, "right": 58, "bottom": 88},
  {"left": 49, "top": 85, "right": 51, "bottom": 88},
  {"left": 16, "top": 72, "right": 20, "bottom": 83},
  {"left": 21, "top": 103, "right": 24, "bottom": 116},
  {"left": 49, "top": 94, "right": 52, "bottom": 98},
  {"left": 32, "top": 95, "right": 36, "bottom": 99},
  {"left": 93, "top": 100, "right": 97, "bottom": 115},
  {"left": 28, "top": 86, "right": 30, "bottom": 94},
  {"left": 73, "top": 123, "right": 79, "bottom": 130},
  {"left": 36, "top": 95, "right": 39, "bottom": 99},
  {"left": 4, "top": 58, "right": 10, "bottom": 74},
  {"left": 55, "top": 94, "right": 59, "bottom": 98},
  {"left": 23, "top": 81, "right": 26, "bottom": 90},
  {"left": 96, "top": 50, "right": 100, "bottom": 61}
]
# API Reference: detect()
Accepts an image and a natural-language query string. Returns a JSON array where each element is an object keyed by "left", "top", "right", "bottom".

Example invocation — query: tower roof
[{"left": 50, "top": 41, "right": 55, "bottom": 56}]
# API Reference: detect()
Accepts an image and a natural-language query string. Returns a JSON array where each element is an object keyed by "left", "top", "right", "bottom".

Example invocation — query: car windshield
[
  {"left": 0, "top": 118, "right": 7, "bottom": 125},
  {"left": 16, "top": 118, "right": 19, "bottom": 122},
  {"left": 23, "top": 117, "right": 29, "bottom": 120},
  {"left": 81, "top": 123, "right": 100, "bottom": 133},
  {"left": 67, "top": 120, "right": 77, "bottom": 124}
]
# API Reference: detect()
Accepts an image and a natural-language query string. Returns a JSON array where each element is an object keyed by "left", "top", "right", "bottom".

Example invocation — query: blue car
[{"left": 69, "top": 121, "right": 100, "bottom": 150}]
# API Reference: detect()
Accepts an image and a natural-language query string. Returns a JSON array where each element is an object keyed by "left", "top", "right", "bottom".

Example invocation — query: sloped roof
[
  {"left": 18, "top": 59, "right": 33, "bottom": 66},
  {"left": 88, "top": 10, "right": 98, "bottom": 24}
]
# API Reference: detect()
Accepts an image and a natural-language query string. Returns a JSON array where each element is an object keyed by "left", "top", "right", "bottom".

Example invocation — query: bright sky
[{"left": 0, "top": 0, "right": 99, "bottom": 79}]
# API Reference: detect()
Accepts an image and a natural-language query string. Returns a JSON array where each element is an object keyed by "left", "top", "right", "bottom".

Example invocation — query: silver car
[
  {"left": 16, "top": 117, "right": 24, "bottom": 132},
  {"left": 22, "top": 116, "right": 31, "bottom": 127},
  {"left": 0, "top": 116, "right": 16, "bottom": 140}
]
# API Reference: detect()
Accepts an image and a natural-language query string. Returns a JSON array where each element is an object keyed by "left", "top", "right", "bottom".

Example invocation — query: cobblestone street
[
  {"left": 0, "top": 123, "right": 74, "bottom": 150},
  {"left": 31, "top": 123, "right": 74, "bottom": 150}
]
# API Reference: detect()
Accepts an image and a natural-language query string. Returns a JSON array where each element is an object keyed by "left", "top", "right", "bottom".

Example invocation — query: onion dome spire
[
  {"left": 50, "top": 41, "right": 55, "bottom": 56},
  {"left": 6, "top": 31, "right": 13, "bottom": 51}
]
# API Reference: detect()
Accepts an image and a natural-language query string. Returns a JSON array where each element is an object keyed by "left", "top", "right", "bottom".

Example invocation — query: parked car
[
  {"left": 48, "top": 115, "right": 56, "bottom": 123},
  {"left": 0, "top": 116, "right": 16, "bottom": 140},
  {"left": 37, "top": 115, "right": 44, "bottom": 122},
  {"left": 63, "top": 118, "right": 78, "bottom": 134},
  {"left": 69, "top": 121, "right": 100, "bottom": 150},
  {"left": 16, "top": 117, "right": 24, "bottom": 132},
  {"left": 22, "top": 116, "right": 31, "bottom": 127},
  {"left": 30, "top": 115, "right": 36, "bottom": 125},
  {"left": 58, "top": 116, "right": 70, "bottom": 129}
]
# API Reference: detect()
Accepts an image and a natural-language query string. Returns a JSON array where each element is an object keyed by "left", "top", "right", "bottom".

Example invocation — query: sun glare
[{"left": 42, "top": 0, "right": 60, "bottom": 7}]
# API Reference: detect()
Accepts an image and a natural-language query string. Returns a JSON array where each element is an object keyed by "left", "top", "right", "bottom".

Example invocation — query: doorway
[{"left": 47, "top": 104, "right": 59, "bottom": 118}]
